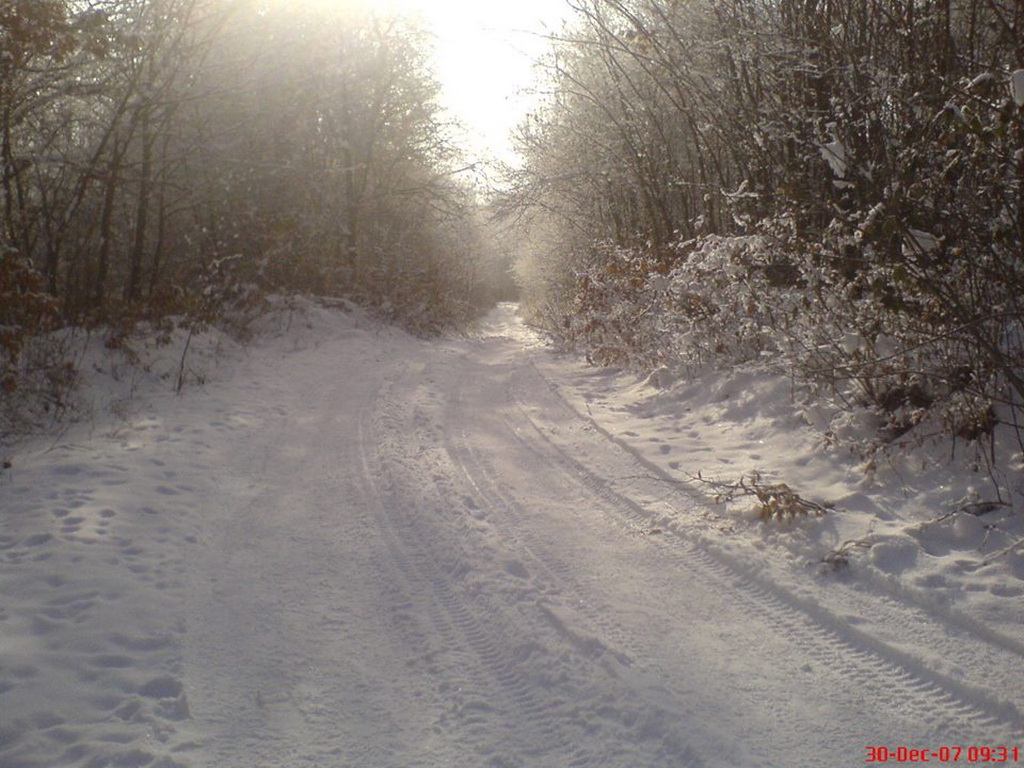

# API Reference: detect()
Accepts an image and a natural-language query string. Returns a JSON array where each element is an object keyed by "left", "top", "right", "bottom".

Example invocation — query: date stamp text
[{"left": 866, "top": 746, "right": 1020, "bottom": 763}]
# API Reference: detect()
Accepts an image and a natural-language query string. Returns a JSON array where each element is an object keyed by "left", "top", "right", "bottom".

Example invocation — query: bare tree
[{"left": 509, "top": 0, "right": 1024, "bottom": 449}]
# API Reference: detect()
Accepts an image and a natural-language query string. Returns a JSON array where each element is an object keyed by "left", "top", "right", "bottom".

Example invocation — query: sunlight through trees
[{"left": 0, "top": 0, "right": 493, "bottom": 340}]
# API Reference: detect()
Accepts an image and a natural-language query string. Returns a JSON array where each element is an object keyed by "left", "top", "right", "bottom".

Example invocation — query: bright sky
[{"left": 372, "top": 0, "right": 570, "bottom": 167}]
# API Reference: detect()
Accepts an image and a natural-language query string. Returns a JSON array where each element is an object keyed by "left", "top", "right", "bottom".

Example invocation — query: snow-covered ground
[{"left": 1, "top": 300, "right": 1022, "bottom": 768}]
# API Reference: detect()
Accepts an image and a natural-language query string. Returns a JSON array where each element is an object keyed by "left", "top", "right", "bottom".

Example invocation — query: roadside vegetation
[{"left": 503, "top": 0, "right": 1024, "bottom": 494}]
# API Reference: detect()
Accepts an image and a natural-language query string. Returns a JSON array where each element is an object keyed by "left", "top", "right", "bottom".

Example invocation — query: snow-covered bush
[
  {"left": 560, "top": 243, "right": 669, "bottom": 369},
  {"left": 659, "top": 233, "right": 791, "bottom": 370},
  {"left": 510, "top": 0, "right": 1024, "bottom": 459}
]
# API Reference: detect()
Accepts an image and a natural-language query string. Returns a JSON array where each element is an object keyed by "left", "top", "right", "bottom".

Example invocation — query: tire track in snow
[
  {"left": 354, "top": 374, "right": 501, "bottom": 766},
  {"left": 439, "top": 350, "right": 929, "bottom": 765},
  {"left": 357, "top": 365, "right": 650, "bottom": 768},
  {"left": 520, "top": 351, "right": 1024, "bottom": 715},
  {"left": 446, "top": 351, "right": 1018, "bottom": 759},
  {"left": 521, "top": 353, "right": 1024, "bottom": 676},
  {"left": 441, "top": 393, "right": 734, "bottom": 766},
  {"left": 528, "top": 354, "right": 1024, "bottom": 684},
  {"left": 443, "top": 383, "right": 643, "bottom": 673},
  {"left": 506, "top": 359, "right": 1024, "bottom": 745}
]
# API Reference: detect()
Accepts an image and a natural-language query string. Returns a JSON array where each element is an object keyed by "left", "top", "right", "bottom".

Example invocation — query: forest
[
  {"left": 1, "top": 0, "right": 507, "bottom": 428},
  {"left": 3, "top": 0, "right": 1024, "bottom": 459},
  {"left": 506, "top": 0, "right": 1024, "bottom": 459}
]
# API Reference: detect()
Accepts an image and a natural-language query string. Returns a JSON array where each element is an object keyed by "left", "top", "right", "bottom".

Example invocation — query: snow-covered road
[{"left": 2, "top": 303, "right": 1023, "bottom": 767}]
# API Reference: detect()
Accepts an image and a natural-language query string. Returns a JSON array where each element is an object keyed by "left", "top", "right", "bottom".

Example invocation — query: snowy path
[
  {"left": 180, "top": 307, "right": 1021, "bottom": 766},
  {"left": 2, "top": 303, "right": 1023, "bottom": 767}
]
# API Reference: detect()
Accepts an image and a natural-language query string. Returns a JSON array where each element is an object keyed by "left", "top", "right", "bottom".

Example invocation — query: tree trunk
[
  {"left": 126, "top": 108, "right": 154, "bottom": 304},
  {"left": 93, "top": 139, "right": 124, "bottom": 309}
]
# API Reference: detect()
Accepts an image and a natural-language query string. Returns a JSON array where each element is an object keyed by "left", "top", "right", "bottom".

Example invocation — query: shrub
[{"left": 0, "top": 247, "right": 69, "bottom": 433}]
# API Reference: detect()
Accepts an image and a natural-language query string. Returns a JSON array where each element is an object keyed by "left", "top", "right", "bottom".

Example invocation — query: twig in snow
[
  {"left": 176, "top": 326, "right": 195, "bottom": 394},
  {"left": 819, "top": 537, "right": 874, "bottom": 572},
  {"left": 686, "top": 469, "right": 834, "bottom": 521}
]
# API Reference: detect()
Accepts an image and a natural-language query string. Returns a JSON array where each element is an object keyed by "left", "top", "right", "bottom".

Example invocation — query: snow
[
  {"left": 968, "top": 72, "right": 997, "bottom": 91},
  {"left": 1011, "top": 70, "right": 1024, "bottom": 108},
  {"left": 903, "top": 228, "right": 940, "bottom": 256},
  {"left": 820, "top": 125, "right": 848, "bottom": 179},
  {"left": 1, "top": 300, "right": 1023, "bottom": 768}
]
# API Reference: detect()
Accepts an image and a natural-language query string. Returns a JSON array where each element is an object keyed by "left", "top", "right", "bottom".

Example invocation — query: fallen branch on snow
[{"left": 688, "top": 470, "right": 834, "bottom": 522}]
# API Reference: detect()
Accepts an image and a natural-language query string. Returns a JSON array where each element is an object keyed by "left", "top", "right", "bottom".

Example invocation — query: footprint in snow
[{"left": 505, "top": 561, "right": 530, "bottom": 579}]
